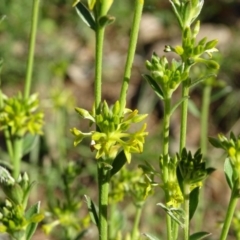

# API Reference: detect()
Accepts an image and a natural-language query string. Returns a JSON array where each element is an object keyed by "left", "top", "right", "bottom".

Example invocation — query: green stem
[
  {"left": 98, "top": 166, "right": 110, "bottom": 240},
  {"left": 131, "top": 203, "right": 143, "bottom": 240},
  {"left": 220, "top": 190, "right": 239, "bottom": 240},
  {"left": 12, "top": 137, "right": 23, "bottom": 179},
  {"left": 162, "top": 97, "right": 173, "bottom": 240},
  {"left": 24, "top": 0, "right": 40, "bottom": 100},
  {"left": 183, "top": 183, "right": 190, "bottom": 240},
  {"left": 94, "top": 26, "right": 105, "bottom": 114},
  {"left": 200, "top": 84, "right": 211, "bottom": 156},
  {"left": 4, "top": 129, "right": 14, "bottom": 161},
  {"left": 179, "top": 80, "right": 190, "bottom": 152},
  {"left": 119, "top": 0, "right": 144, "bottom": 113}
]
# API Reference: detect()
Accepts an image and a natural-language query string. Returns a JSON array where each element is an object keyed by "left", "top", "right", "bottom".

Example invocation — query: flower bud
[{"left": 205, "top": 39, "right": 218, "bottom": 50}]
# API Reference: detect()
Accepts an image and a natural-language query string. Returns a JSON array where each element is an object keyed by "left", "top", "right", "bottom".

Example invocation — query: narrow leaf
[
  {"left": 170, "top": 96, "right": 189, "bottom": 116},
  {"left": 75, "top": 2, "right": 96, "bottom": 30},
  {"left": 189, "top": 187, "right": 199, "bottom": 220},
  {"left": 187, "top": 99, "right": 200, "bottom": 118},
  {"left": 224, "top": 158, "right": 233, "bottom": 189},
  {"left": 208, "top": 137, "right": 223, "bottom": 148},
  {"left": 74, "top": 229, "right": 89, "bottom": 240},
  {"left": 110, "top": 151, "right": 127, "bottom": 178},
  {"left": 143, "top": 233, "right": 161, "bottom": 240},
  {"left": 211, "top": 86, "right": 232, "bottom": 102},
  {"left": 25, "top": 202, "right": 42, "bottom": 240},
  {"left": 190, "top": 73, "right": 216, "bottom": 88},
  {"left": 23, "top": 134, "right": 38, "bottom": 156},
  {"left": 84, "top": 195, "right": 99, "bottom": 227},
  {"left": 98, "top": 15, "right": 115, "bottom": 27},
  {"left": 142, "top": 74, "right": 164, "bottom": 100},
  {"left": 157, "top": 203, "right": 184, "bottom": 227},
  {"left": 177, "top": 166, "right": 184, "bottom": 194},
  {"left": 189, "top": 231, "right": 212, "bottom": 240}
]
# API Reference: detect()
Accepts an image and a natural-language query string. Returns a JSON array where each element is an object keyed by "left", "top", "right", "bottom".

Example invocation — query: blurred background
[{"left": 0, "top": 0, "right": 240, "bottom": 239}]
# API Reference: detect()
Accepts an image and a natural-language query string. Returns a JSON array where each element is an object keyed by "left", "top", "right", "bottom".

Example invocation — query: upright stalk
[
  {"left": 179, "top": 80, "right": 190, "bottom": 152},
  {"left": 12, "top": 0, "right": 40, "bottom": 179},
  {"left": 220, "top": 190, "right": 239, "bottom": 240},
  {"left": 24, "top": 0, "right": 40, "bottom": 99},
  {"left": 98, "top": 167, "right": 110, "bottom": 240},
  {"left": 200, "top": 84, "right": 211, "bottom": 156},
  {"left": 183, "top": 183, "right": 190, "bottom": 240},
  {"left": 12, "top": 137, "right": 23, "bottom": 179},
  {"left": 94, "top": 26, "right": 105, "bottom": 113},
  {"left": 119, "top": 0, "right": 144, "bottom": 113},
  {"left": 94, "top": 8, "right": 108, "bottom": 240},
  {"left": 131, "top": 203, "right": 143, "bottom": 240},
  {"left": 162, "top": 97, "right": 173, "bottom": 240}
]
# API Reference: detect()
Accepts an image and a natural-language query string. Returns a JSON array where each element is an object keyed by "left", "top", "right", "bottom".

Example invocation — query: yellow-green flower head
[
  {"left": 70, "top": 101, "right": 148, "bottom": 163},
  {"left": 145, "top": 53, "right": 188, "bottom": 97},
  {"left": 0, "top": 93, "right": 44, "bottom": 137}
]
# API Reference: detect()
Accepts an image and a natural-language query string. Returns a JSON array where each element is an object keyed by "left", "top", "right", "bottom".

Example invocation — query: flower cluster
[
  {"left": 0, "top": 93, "right": 44, "bottom": 137},
  {"left": 209, "top": 132, "right": 240, "bottom": 188},
  {"left": 145, "top": 54, "right": 188, "bottom": 98},
  {"left": 109, "top": 167, "right": 154, "bottom": 205},
  {"left": 70, "top": 101, "right": 148, "bottom": 163},
  {"left": 165, "top": 22, "right": 219, "bottom": 70},
  {"left": 159, "top": 155, "right": 183, "bottom": 207},
  {"left": 0, "top": 168, "right": 43, "bottom": 239},
  {"left": 177, "top": 148, "right": 214, "bottom": 190}
]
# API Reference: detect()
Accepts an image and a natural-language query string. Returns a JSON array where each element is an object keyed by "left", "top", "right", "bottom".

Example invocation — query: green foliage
[{"left": 0, "top": 168, "right": 43, "bottom": 240}]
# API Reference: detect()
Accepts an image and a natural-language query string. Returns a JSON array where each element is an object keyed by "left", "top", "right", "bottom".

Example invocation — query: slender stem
[
  {"left": 200, "top": 84, "right": 211, "bottom": 156},
  {"left": 195, "top": 83, "right": 212, "bottom": 232},
  {"left": 131, "top": 203, "right": 143, "bottom": 240},
  {"left": 24, "top": 0, "right": 40, "bottom": 99},
  {"left": 98, "top": 166, "right": 110, "bottom": 240},
  {"left": 119, "top": 0, "right": 144, "bottom": 113},
  {"left": 12, "top": 137, "right": 23, "bottom": 179},
  {"left": 4, "top": 130, "right": 14, "bottom": 161},
  {"left": 220, "top": 190, "right": 238, "bottom": 240},
  {"left": 162, "top": 97, "right": 173, "bottom": 240},
  {"left": 183, "top": 183, "right": 190, "bottom": 240},
  {"left": 179, "top": 80, "right": 190, "bottom": 152},
  {"left": 94, "top": 26, "right": 105, "bottom": 114}
]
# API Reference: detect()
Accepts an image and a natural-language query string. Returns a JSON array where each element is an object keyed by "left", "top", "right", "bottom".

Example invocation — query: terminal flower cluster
[
  {"left": 71, "top": 101, "right": 148, "bottom": 163},
  {"left": 145, "top": 53, "right": 188, "bottom": 98},
  {"left": 0, "top": 93, "right": 44, "bottom": 137}
]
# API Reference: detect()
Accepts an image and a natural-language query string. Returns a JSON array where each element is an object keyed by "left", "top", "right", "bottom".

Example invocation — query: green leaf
[
  {"left": 110, "top": 151, "right": 127, "bottom": 178},
  {"left": 157, "top": 203, "right": 184, "bottom": 227},
  {"left": 188, "top": 99, "right": 200, "bottom": 118},
  {"left": 211, "top": 86, "right": 232, "bottom": 102},
  {"left": 208, "top": 137, "right": 223, "bottom": 149},
  {"left": 98, "top": 15, "right": 115, "bottom": 28},
  {"left": 84, "top": 195, "right": 99, "bottom": 227},
  {"left": 74, "top": 229, "right": 89, "bottom": 240},
  {"left": 190, "top": 73, "right": 216, "bottom": 88},
  {"left": 189, "top": 231, "right": 212, "bottom": 240},
  {"left": 170, "top": 96, "right": 189, "bottom": 116},
  {"left": 25, "top": 202, "right": 42, "bottom": 240},
  {"left": 224, "top": 158, "right": 234, "bottom": 189},
  {"left": 143, "top": 233, "right": 161, "bottom": 240},
  {"left": 23, "top": 134, "right": 39, "bottom": 156},
  {"left": 177, "top": 165, "right": 184, "bottom": 194},
  {"left": 189, "top": 187, "right": 199, "bottom": 220},
  {"left": 142, "top": 74, "right": 164, "bottom": 100},
  {"left": 75, "top": 2, "right": 96, "bottom": 31}
]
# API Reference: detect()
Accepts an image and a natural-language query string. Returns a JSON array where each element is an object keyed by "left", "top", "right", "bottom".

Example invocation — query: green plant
[
  {"left": 0, "top": 168, "right": 43, "bottom": 240},
  {"left": 1, "top": 0, "right": 240, "bottom": 240}
]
